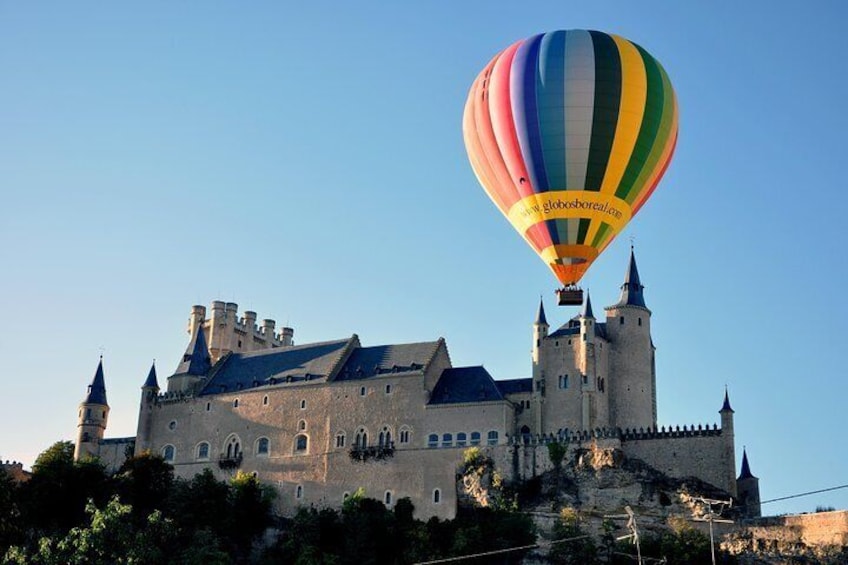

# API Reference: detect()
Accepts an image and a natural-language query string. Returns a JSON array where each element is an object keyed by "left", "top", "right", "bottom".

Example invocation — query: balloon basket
[{"left": 556, "top": 287, "right": 584, "bottom": 306}]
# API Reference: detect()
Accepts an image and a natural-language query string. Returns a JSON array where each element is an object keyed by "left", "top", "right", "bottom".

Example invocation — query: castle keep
[{"left": 75, "top": 251, "right": 761, "bottom": 519}]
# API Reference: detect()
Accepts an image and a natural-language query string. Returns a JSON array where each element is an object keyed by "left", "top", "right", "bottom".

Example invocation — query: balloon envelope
[{"left": 463, "top": 30, "right": 678, "bottom": 285}]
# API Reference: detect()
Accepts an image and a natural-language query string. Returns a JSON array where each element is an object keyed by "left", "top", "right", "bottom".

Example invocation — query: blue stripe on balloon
[
  {"left": 537, "top": 31, "right": 567, "bottom": 192},
  {"left": 510, "top": 34, "right": 547, "bottom": 192}
]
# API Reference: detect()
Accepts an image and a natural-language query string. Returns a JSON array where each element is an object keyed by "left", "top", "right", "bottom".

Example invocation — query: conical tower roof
[
  {"left": 614, "top": 247, "right": 646, "bottom": 308},
  {"left": 535, "top": 297, "right": 548, "bottom": 326},
  {"left": 84, "top": 357, "right": 108, "bottom": 405},
  {"left": 738, "top": 448, "right": 757, "bottom": 480},
  {"left": 143, "top": 361, "right": 159, "bottom": 389},
  {"left": 175, "top": 324, "right": 211, "bottom": 376},
  {"left": 721, "top": 387, "right": 734, "bottom": 413},
  {"left": 581, "top": 292, "right": 594, "bottom": 319}
]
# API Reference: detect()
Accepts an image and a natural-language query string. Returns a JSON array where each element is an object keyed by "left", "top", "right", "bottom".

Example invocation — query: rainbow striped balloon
[{"left": 463, "top": 30, "right": 678, "bottom": 286}]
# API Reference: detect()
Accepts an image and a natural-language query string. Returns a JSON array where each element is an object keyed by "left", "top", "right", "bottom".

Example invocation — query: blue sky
[{"left": 2, "top": 1, "right": 847, "bottom": 515}]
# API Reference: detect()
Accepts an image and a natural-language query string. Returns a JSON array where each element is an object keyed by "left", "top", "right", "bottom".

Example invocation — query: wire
[
  {"left": 411, "top": 534, "right": 589, "bottom": 565},
  {"left": 759, "top": 483, "right": 848, "bottom": 505}
]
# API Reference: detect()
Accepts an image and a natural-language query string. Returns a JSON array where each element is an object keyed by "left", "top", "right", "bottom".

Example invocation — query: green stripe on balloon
[
  {"left": 616, "top": 45, "right": 664, "bottom": 201},
  {"left": 584, "top": 31, "right": 622, "bottom": 193}
]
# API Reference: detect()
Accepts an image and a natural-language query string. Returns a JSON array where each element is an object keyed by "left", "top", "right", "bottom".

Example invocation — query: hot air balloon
[{"left": 463, "top": 30, "right": 678, "bottom": 305}]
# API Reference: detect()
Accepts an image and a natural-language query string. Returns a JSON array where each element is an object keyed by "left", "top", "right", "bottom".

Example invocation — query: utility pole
[
  {"left": 606, "top": 505, "right": 642, "bottom": 565},
  {"left": 690, "top": 497, "right": 734, "bottom": 565}
]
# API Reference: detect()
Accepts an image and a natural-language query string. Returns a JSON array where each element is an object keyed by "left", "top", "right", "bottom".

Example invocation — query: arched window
[
  {"left": 384, "top": 491, "right": 392, "bottom": 506},
  {"left": 355, "top": 428, "right": 368, "bottom": 448},
  {"left": 335, "top": 431, "right": 346, "bottom": 448},
  {"left": 295, "top": 485, "right": 303, "bottom": 500},
  {"left": 196, "top": 442, "right": 210, "bottom": 460},
  {"left": 487, "top": 430, "right": 499, "bottom": 446},
  {"left": 399, "top": 426, "right": 411, "bottom": 445},
  {"left": 256, "top": 437, "right": 270, "bottom": 456},
  {"left": 433, "top": 489, "right": 441, "bottom": 504},
  {"left": 263, "top": 395, "right": 269, "bottom": 406},
  {"left": 428, "top": 434, "right": 438, "bottom": 448},
  {"left": 294, "top": 434, "right": 308, "bottom": 453},
  {"left": 385, "top": 384, "right": 392, "bottom": 394},
  {"left": 233, "top": 398, "right": 239, "bottom": 408},
  {"left": 378, "top": 426, "right": 392, "bottom": 447},
  {"left": 298, "top": 419, "right": 307, "bottom": 431},
  {"left": 300, "top": 399, "right": 306, "bottom": 410},
  {"left": 456, "top": 432, "right": 467, "bottom": 447},
  {"left": 225, "top": 435, "right": 242, "bottom": 459},
  {"left": 162, "top": 444, "right": 175, "bottom": 462},
  {"left": 442, "top": 433, "right": 453, "bottom": 447},
  {"left": 470, "top": 432, "right": 481, "bottom": 446},
  {"left": 559, "top": 375, "right": 569, "bottom": 389}
]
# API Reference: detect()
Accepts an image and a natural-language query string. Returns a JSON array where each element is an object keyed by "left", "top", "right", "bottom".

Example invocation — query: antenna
[
  {"left": 689, "top": 497, "right": 734, "bottom": 565},
  {"left": 605, "top": 505, "right": 642, "bottom": 565}
]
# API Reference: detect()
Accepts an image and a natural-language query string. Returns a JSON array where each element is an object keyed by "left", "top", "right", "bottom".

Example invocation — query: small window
[
  {"left": 384, "top": 491, "right": 392, "bottom": 506},
  {"left": 360, "top": 386, "right": 366, "bottom": 397},
  {"left": 355, "top": 428, "right": 368, "bottom": 448},
  {"left": 295, "top": 485, "right": 303, "bottom": 500},
  {"left": 582, "top": 375, "right": 588, "bottom": 385},
  {"left": 102, "top": 410, "right": 106, "bottom": 418},
  {"left": 298, "top": 419, "right": 307, "bottom": 431},
  {"left": 487, "top": 430, "right": 499, "bottom": 446},
  {"left": 559, "top": 375, "right": 569, "bottom": 389},
  {"left": 343, "top": 492, "right": 350, "bottom": 501},
  {"left": 86, "top": 408, "right": 91, "bottom": 418},
  {"left": 256, "top": 437, "right": 270, "bottom": 456},
  {"left": 456, "top": 432, "right": 467, "bottom": 447},
  {"left": 162, "top": 445, "right": 175, "bottom": 462},
  {"left": 233, "top": 398, "right": 239, "bottom": 408},
  {"left": 168, "top": 420, "right": 177, "bottom": 431},
  {"left": 205, "top": 402, "right": 211, "bottom": 412},
  {"left": 263, "top": 395, "right": 269, "bottom": 406},
  {"left": 300, "top": 399, "right": 306, "bottom": 410},
  {"left": 385, "top": 384, "right": 392, "bottom": 394},
  {"left": 442, "top": 433, "right": 453, "bottom": 447},
  {"left": 196, "top": 442, "right": 210, "bottom": 460},
  {"left": 295, "top": 434, "right": 308, "bottom": 453},
  {"left": 399, "top": 427, "right": 410, "bottom": 444},
  {"left": 225, "top": 435, "right": 242, "bottom": 459},
  {"left": 470, "top": 431, "right": 481, "bottom": 446},
  {"left": 335, "top": 432, "right": 346, "bottom": 448},
  {"left": 433, "top": 489, "right": 441, "bottom": 504},
  {"left": 379, "top": 426, "right": 392, "bottom": 447},
  {"left": 525, "top": 400, "right": 531, "bottom": 409},
  {"left": 428, "top": 434, "right": 438, "bottom": 448},
  {"left": 620, "top": 316, "right": 624, "bottom": 325},
  {"left": 638, "top": 317, "right": 642, "bottom": 326}
]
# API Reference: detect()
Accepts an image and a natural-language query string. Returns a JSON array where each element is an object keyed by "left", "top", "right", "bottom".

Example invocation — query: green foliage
[
  {"left": 548, "top": 507, "right": 597, "bottom": 564},
  {"left": 547, "top": 441, "right": 568, "bottom": 470}
]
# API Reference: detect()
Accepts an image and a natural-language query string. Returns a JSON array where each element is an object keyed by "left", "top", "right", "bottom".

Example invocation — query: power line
[
  {"left": 411, "top": 534, "right": 589, "bottom": 565},
  {"left": 760, "top": 483, "right": 848, "bottom": 505}
]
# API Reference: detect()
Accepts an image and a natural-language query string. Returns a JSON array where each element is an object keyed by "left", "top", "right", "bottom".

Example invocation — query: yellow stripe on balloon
[
  {"left": 632, "top": 93, "right": 678, "bottom": 213},
  {"left": 584, "top": 35, "right": 647, "bottom": 247},
  {"left": 507, "top": 191, "right": 632, "bottom": 236}
]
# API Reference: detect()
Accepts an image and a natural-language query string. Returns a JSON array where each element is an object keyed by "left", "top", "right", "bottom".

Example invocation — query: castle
[{"left": 74, "top": 250, "right": 762, "bottom": 519}]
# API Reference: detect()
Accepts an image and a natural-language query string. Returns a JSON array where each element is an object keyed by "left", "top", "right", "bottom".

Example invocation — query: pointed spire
[
  {"left": 581, "top": 291, "right": 594, "bottom": 319},
  {"left": 615, "top": 247, "right": 646, "bottom": 308},
  {"left": 84, "top": 357, "right": 108, "bottom": 405},
  {"left": 738, "top": 448, "right": 756, "bottom": 479},
  {"left": 143, "top": 361, "right": 159, "bottom": 390},
  {"left": 175, "top": 324, "right": 212, "bottom": 376},
  {"left": 535, "top": 297, "right": 548, "bottom": 326},
  {"left": 721, "top": 386, "right": 734, "bottom": 413}
]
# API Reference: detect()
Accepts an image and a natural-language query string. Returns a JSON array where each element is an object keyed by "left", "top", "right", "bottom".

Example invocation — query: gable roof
[
  {"left": 334, "top": 341, "right": 441, "bottom": 381},
  {"left": 429, "top": 366, "right": 505, "bottom": 405},
  {"left": 199, "top": 337, "right": 353, "bottom": 395},
  {"left": 495, "top": 377, "right": 533, "bottom": 396}
]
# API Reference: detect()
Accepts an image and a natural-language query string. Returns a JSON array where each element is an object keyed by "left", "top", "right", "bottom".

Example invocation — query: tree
[
  {"left": 114, "top": 452, "right": 174, "bottom": 522},
  {"left": 548, "top": 507, "right": 597, "bottom": 565}
]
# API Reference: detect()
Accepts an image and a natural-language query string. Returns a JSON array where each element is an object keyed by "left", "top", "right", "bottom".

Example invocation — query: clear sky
[{"left": 2, "top": 1, "right": 847, "bottom": 516}]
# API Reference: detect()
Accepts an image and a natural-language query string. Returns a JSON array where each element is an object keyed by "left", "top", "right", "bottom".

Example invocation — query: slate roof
[
  {"left": 495, "top": 378, "right": 533, "bottom": 396},
  {"left": 582, "top": 292, "right": 594, "bottom": 318},
  {"left": 429, "top": 366, "right": 505, "bottom": 405},
  {"left": 143, "top": 362, "right": 159, "bottom": 389},
  {"left": 535, "top": 298, "right": 548, "bottom": 326},
  {"left": 174, "top": 324, "right": 212, "bottom": 376},
  {"left": 721, "top": 388, "right": 734, "bottom": 412},
  {"left": 84, "top": 358, "right": 108, "bottom": 405},
  {"left": 547, "top": 320, "right": 607, "bottom": 340},
  {"left": 738, "top": 448, "right": 756, "bottom": 479},
  {"left": 612, "top": 248, "right": 647, "bottom": 308},
  {"left": 334, "top": 341, "right": 441, "bottom": 381},
  {"left": 199, "top": 337, "right": 353, "bottom": 395}
]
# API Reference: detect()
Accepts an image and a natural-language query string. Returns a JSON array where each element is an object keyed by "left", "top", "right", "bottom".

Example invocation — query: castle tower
[
  {"left": 578, "top": 293, "right": 602, "bottom": 429},
  {"left": 720, "top": 389, "right": 738, "bottom": 496},
  {"left": 736, "top": 448, "right": 761, "bottom": 518},
  {"left": 604, "top": 248, "right": 657, "bottom": 430},
  {"left": 74, "top": 358, "right": 110, "bottom": 461},
  {"left": 531, "top": 298, "right": 549, "bottom": 432},
  {"left": 135, "top": 361, "right": 159, "bottom": 453},
  {"left": 167, "top": 323, "right": 212, "bottom": 393}
]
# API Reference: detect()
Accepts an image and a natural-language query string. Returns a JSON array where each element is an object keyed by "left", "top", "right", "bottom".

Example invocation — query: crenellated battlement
[
  {"left": 508, "top": 423, "right": 723, "bottom": 446},
  {"left": 189, "top": 301, "right": 294, "bottom": 363}
]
